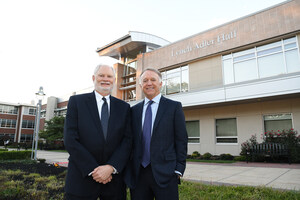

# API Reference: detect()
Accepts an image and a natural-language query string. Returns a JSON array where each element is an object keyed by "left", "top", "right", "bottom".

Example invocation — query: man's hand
[{"left": 92, "top": 165, "right": 114, "bottom": 184}]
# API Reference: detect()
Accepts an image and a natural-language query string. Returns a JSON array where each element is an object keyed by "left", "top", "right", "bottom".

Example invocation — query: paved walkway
[
  {"left": 184, "top": 162, "right": 300, "bottom": 191},
  {"left": 32, "top": 150, "right": 300, "bottom": 191}
]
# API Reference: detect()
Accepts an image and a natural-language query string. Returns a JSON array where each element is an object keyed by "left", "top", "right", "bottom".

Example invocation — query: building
[
  {"left": 95, "top": 0, "right": 300, "bottom": 156},
  {"left": 37, "top": 0, "right": 300, "bottom": 156},
  {"left": 0, "top": 102, "right": 37, "bottom": 143}
]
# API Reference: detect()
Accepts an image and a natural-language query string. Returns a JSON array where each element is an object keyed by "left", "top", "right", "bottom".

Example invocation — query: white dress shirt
[
  {"left": 142, "top": 93, "right": 161, "bottom": 135},
  {"left": 94, "top": 91, "right": 110, "bottom": 120}
]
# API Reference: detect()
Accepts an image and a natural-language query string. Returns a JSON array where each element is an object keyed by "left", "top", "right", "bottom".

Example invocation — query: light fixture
[{"left": 31, "top": 86, "right": 46, "bottom": 160}]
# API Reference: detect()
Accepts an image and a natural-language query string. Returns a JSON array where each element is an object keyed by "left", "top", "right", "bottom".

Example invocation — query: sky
[{"left": 0, "top": 0, "right": 286, "bottom": 105}]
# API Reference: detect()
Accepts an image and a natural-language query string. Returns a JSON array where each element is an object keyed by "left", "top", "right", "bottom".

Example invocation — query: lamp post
[{"left": 31, "top": 86, "right": 45, "bottom": 160}]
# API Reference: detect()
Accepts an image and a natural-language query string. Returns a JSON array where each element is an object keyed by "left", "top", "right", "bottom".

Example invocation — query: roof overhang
[{"left": 96, "top": 31, "right": 170, "bottom": 59}]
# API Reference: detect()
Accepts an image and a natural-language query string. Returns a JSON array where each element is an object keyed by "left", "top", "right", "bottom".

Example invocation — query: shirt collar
[
  {"left": 144, "top": 93, "right": 161, "bottom": 105},
  {"left": 94, "top": 91, "right": 110, "bottom": 101}
]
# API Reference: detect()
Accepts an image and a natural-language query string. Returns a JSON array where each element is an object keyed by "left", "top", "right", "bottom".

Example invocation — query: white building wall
[{"left": 184, "top": 97, "right": 300, "bottom": 156}]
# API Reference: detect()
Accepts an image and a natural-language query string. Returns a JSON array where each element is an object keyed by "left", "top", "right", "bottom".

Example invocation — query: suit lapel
[
  {"left": 86, "top": 92, "right": 105, "bottom": 140},
  {"left": 153, "top": 96, "right": 167, "bottom": 133},
  {"left": 136, "top": 101, "right": 144, "bottom": 140}
]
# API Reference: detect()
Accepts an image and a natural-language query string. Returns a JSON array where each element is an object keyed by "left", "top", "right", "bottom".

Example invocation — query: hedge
[{"left": 0, "top": 150, "right": 32, "bottom": 160}]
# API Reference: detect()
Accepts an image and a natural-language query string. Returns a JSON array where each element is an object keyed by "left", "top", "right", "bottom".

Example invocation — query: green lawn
[
  {"left": 178, "top": 181, "right": 300, "bottom": 200},
  {"left": 1, "top": 160, "right": 300, "bottom": 200}
]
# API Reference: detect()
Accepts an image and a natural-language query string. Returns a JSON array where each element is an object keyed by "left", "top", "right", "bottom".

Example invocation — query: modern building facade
[{"left": 95, "top": 0, "right": 300, "bottom": 155}]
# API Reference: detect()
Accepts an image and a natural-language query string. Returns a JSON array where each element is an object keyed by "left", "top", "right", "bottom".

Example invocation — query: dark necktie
[
  {"left": 101, "top": 97, "right": 109, "bottom": 140},
  {"left": 142, "top": 100, "right": 153, "bottom": 167}
]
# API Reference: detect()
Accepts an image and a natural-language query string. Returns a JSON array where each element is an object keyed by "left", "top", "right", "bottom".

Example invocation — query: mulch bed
[
  {"left": 0, "top": 161, "right": 67, "bottom": 200},
  {"left": 0, "top": 162, "right": 67, "bottom": 176}
]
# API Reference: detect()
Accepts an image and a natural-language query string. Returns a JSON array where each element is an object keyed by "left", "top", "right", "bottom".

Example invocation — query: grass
[
  {"left": 1, "top": 160, "right": 300, "bottom": 199},
  {"left": 178, "top": 181, "right": 300, "bottom": 200},
  {"left": 187, "top": 159, "right": 236, "bottom": 163}
]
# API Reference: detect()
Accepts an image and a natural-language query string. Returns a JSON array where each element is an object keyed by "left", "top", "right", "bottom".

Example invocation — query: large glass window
[
  {"left": 264, "top": 114, "right": 292, "bottom": 132},
  {"left": 161, "top": 65, "right": 189, "bottom": 95},
  {"left": 0, "top": 104, "right": 18, "bottom": 114},
  {"left": 22, "top": 120, "right": 35, "bottom": 129},
  {"left": 23, "top": 107, "right": 37, "bottom": 115},
  {"left": 216, "top": 118, "right": 237, "bottom": 143},
  {"left": 0, "top": 133, "right": 15, "bottom": 142},
  {"left": 186, "top": 121, "right": 200, "bottom": 143},
  {"left": 20, "top": 134, "right": 33, "bottom": 142},
  {"left": 0, "top": 119, "right": 17, "bottom": 128},
  {"left": 222, "top": 36, "right": 300, "bottom": 84}
]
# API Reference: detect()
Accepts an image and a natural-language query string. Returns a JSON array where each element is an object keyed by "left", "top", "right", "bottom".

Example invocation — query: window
[
  {"left": 23, "top": 107, "right": 37, "bottom": 115},
  {"left": 186, "top": 121, "right": 200, "bottom": 143},
  {"left": 22, "top": 120, "right": 35, "bottom": 129},
  {"left": 121, "top": 59, "right": 137, "bottom": 101},
  {"left": 216, "top": 118, "right": 237, "bottom": 143},
  {"left": 0, "top": 104, "right": 18, "bottom": 114},
  {"left": 55, "top": 108, "right": 67, "bottom": 117},
  {"left": 0, "top": 119, "right": 17, "bottom": 128},
  {"left": 222, "top": 37, "right": 300, "bottom": 84},
  {"left": 264, "top": 114, "right": 292, "bottom": 132},
  {"left": 20, "top": 134, "right": 33, "bottom": 142},
  {"left": 0, "top": 133, "right": 15, "bottom": 142},
  {"left": 41, "top": 110, "right": 46, "bottom": 118},
  {"left": 161, "top": 65, "right": 189, "bottom": 95}
]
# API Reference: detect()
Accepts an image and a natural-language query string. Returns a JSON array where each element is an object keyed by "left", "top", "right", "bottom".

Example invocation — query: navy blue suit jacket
[
  {"left": 125, "top": 96, "right": 188, "bottom": 188},
  {"left": 64, "top": 92, "right": 132, "bottom": 196}
]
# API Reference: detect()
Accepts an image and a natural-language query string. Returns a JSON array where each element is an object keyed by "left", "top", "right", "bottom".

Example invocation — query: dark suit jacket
[
  {"left": 64, "top": 92, "right": 132, "bottom": 196},
  {"left": 125, "top": 96, "right": 188, "bottom": 188}
]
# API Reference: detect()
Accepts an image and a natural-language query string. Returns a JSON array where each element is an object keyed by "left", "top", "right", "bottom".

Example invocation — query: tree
[{"left": 40, "top": 116, "right": 65, "bottom": 141}]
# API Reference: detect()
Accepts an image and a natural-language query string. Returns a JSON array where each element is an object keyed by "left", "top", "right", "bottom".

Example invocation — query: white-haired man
[{"left": 64, "top": 64, "right": 132, "bottom": 200}]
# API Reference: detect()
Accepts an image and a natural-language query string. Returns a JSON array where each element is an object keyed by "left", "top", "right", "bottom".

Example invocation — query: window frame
[
  {"left": 186, "top": 120, "right": 200, "bottom": 144},
  {"left": 263, "top": 113, "right": 293, "bottom": 133},
  {"left": 222, "top": 36, "right": 300, "bottom": 85},
  {"left": 215, "top": 118, "right": 238, "bottom": 145},
  {"left": 161, "top": 65, "right": 189, "bottom": 95}
]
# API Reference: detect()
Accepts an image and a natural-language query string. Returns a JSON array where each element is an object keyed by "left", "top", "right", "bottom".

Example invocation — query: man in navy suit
[
  {"left": 125, "top": 68, "right": 188, "bottom": 200},
  {"left": 64, "top": 64, "right": 132, "bottom": 200}
]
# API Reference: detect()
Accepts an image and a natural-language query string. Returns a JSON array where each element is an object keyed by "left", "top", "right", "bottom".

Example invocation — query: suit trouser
[
  {"left": 65, "top": 174, "right": 126, "bottom": 200},
  {"left": 130, "top": 165, "right": 179, "bottom": 200}
]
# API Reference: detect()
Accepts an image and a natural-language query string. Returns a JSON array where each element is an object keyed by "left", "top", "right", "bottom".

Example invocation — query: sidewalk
[
  {"left": 35, "top": 150, "right": 300, "bottom": 191},
  {"left": 183, "top": 162, "right": 300, "bottom": 191}
]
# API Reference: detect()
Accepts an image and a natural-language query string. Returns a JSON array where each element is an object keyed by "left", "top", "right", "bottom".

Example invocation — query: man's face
[
  {"left": 93, "top": 66, "right": 115, "bottom": 96},
  {"left": 140, "top": 70, "right": 162, "bottom": 100}
]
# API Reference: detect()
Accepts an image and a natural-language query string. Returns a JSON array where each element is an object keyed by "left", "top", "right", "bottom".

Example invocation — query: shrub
[
  {"left": 42, "top": 140, "right": 65, "bottom": 150},
  {"left": 234, "top": 156, "right": 246, "bottom": 161},
  {"left": 220, "top": 154, "right": 234, "bottom": 160},
  {"left": 210, "top": 155, "right": 220, "bottom": 160},
  {"left": 0, "top": 150, "right": 32, "bottom": 160},
  {"left": 263, "top": 129, "right": 300, "bottom": 162},
  {"left": 191, "top": 151, "right": 200, "bottom": 158},
  {"left": 240, "top": 135, "right": 258, "bottom": 155},
  {"left": 202, "top": 152, "right": 212, "bottom": 160},
  {"left": 38, "top": 158, "right": 46, "bottom": 163},
  {"left": 0, "top": 149, "right": 8, "bottom": 152},
  {"left": 241, "top": 129, "right": 300, "bottom": 163}
]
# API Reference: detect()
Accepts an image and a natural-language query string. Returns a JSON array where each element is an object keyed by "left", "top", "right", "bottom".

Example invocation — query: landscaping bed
[
  {"left": 0, "top": 160, "right": 67, "bottom": 200},
  {"left": 1, "top": 160, "right": 300, "bottom": 200}
]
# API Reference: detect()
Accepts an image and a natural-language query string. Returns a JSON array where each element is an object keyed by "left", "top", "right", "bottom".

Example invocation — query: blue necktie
[
  {"left": 101, "top": 97, "right": 109, "bottom": 140},
  {"left": 142, "top": 100, "right": 153, "bottom": 168}
]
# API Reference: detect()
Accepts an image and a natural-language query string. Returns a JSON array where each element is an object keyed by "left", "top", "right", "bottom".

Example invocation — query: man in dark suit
[
  {"left": 64, "top": 64, "right": 132, "bottom": 200},
  {"left": 125, "top": 68, "right": 188, "bottom": 200}
]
